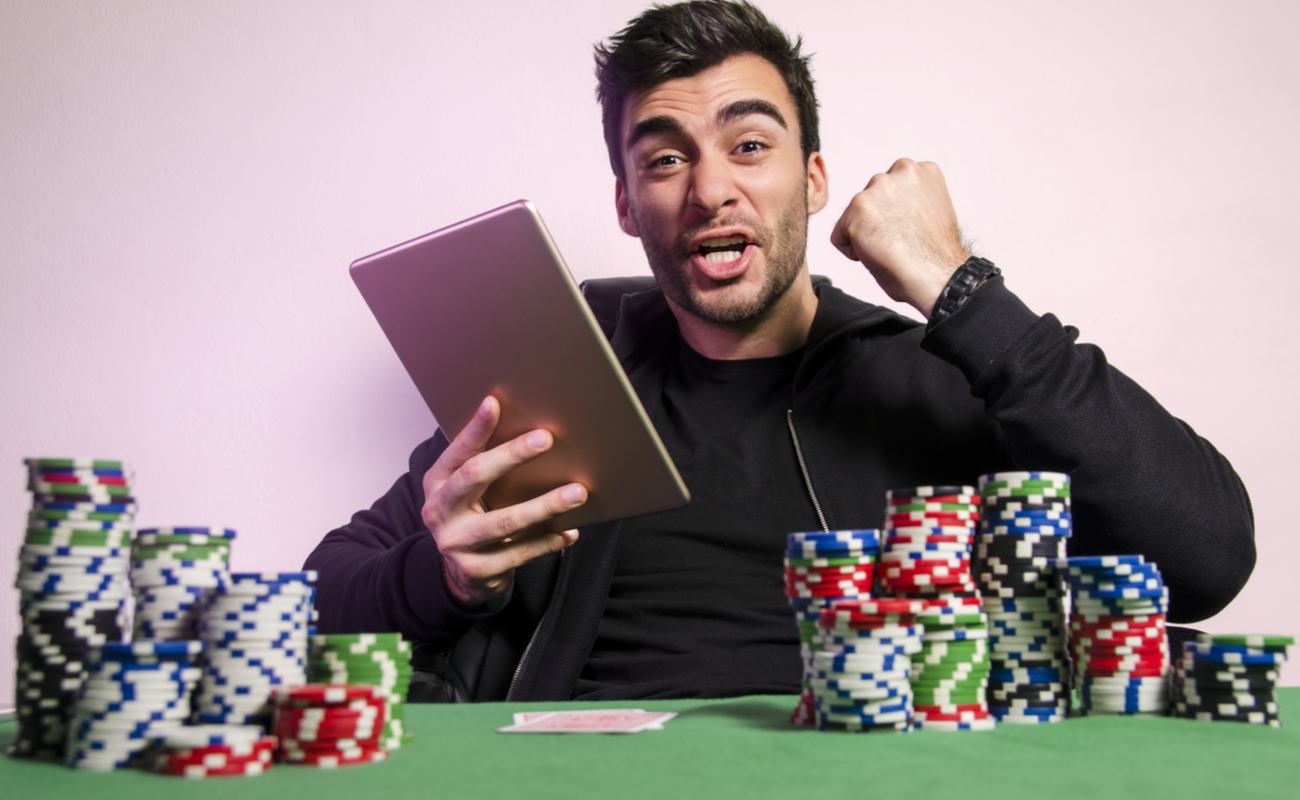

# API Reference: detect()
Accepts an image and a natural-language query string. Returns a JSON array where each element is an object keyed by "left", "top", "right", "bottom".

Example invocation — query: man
[{"left": 306, "top": 0, "right": 1254, "bottom": 701}]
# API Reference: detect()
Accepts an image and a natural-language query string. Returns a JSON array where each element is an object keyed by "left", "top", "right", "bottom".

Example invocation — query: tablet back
[{"left": 349, "top": 200, "right": 689, "bottom": 530}]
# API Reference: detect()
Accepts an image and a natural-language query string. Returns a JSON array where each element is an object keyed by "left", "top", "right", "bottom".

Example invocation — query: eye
[
  {"left": 736, "top": 140, "right": 768, "bottom": 155},
  {"left": 642, "top": 151, "right": 685, "bottom": 171}
]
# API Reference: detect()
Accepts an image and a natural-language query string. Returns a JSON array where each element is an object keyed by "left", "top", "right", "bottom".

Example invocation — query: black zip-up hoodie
[{"left": 305, "top": 275, "right": 1255, "bottom": 700}]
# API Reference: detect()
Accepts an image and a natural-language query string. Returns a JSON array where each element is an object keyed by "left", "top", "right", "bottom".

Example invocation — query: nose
[{"left": 685, "top": 152, "right": 738, "bottom": 219}]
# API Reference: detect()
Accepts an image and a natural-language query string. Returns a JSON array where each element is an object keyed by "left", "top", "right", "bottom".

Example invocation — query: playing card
[{"left": 499, "top": 708, "right": 677, "bottom": 733}]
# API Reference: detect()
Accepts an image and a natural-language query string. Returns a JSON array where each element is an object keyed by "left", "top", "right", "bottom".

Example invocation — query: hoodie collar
[{"left": 609, "top": 278, "right": 911, "bottom": 376}]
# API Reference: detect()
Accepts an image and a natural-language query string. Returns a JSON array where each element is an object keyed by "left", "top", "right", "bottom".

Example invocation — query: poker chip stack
[
  {"left": 272, "top": 684, "right": 389, "bottom": 767},
  {"left": 146, "top": 724, "right": 278, "bottom": 778},
  {"left": 11, "top": 457, "right": 135, "bottom": 761},
  {"left": 880, "top": 486, "right": 979, "bottom": 598},
  {"left": 194, "top": 571, "right": 317, "bottom": 726},
  {"left": 131, "top": 527, "right": 235, "bottom": 640},
  {"left": 64, "top": 641, "right": 203, "bottom": 770},
  {"left": 809, "top": 598, "right": 925, "bottom": 732},
  {"left": 1060, "top": 555, "right": 1170, "bottom": 715},
  {"left": 975, "top": 471, "right": 1072, "bottom": 724},
  {"left": 880, "top": 485, "right": 991, "bottom": 731},
  {"left": 910, "top": 597, "right": 994, "bottom": 731},
  {"left": 783, "top": 531, "right": 881, "bottom": 726},
  {"left": 1171, "top": 634, "right": 1290, "bottom": 726},
  {"left": 308, "top": 633, "right": 414, "bottom": 749}
]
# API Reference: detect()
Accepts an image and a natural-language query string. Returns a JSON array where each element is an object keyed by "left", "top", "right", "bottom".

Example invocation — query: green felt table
[{"left": 3, "top": 691, "right": 1299, "bottom": 800}]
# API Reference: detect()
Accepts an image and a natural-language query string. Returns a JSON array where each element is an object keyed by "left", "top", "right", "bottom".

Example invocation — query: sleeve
[
  {"left": 303, "top": 431, "right": 505, "bottom": 646},
  {"left": 921, "top": 275, "right": 1256, "bottom": 623}
]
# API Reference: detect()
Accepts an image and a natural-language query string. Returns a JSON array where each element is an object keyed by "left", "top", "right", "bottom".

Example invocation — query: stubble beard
[{"left": 632, "top": 188, "right": 810, "bottom": 327}]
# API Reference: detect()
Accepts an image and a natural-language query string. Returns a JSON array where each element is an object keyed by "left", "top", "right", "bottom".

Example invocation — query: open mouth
[{"left": 690, "top": 234, "right": 754, "bottom": 281}]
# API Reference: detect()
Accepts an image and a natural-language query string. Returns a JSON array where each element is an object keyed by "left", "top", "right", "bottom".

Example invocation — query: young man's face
[{"left": 615, "top": 53, "right": 828, "bottom": 327}]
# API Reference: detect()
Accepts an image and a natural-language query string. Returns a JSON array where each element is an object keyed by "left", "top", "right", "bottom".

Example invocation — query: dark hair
[{"left": 594, "top": 0, "right": 819, "bottom": 183}]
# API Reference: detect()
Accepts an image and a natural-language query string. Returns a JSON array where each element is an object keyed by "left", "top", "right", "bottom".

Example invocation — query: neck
[{"left": 669, "top": 270, "right": 819, "bottom": 360}]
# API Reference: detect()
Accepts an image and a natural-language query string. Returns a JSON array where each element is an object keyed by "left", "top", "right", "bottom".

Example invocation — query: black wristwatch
[{"left": 926, "top": 256, "right": 1001, "bottom": 332}]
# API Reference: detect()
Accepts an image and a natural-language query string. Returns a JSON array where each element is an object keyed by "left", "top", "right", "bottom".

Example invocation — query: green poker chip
[
  {"left": 784, "top": 556, "right": 875, "bottom": 569},
  {"left": 888, "top": 502, "right": 976, "bottom": 513},
  {"left": 28, "top": 509, "right": 132, "bottom": 523},
  {"left": 25, "top": 528, "right": 133, "bottom": 548},
  {"left": 25, "top": 457, "right": 128, "bottom": 471},
  {"left": 1198, "top": 634, "right": 1294, "bottom": 649}
]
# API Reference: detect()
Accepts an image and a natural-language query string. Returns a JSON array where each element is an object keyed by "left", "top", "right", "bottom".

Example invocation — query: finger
[
  {"left": 436, "top": 427, "right": 558, "bottom": 519},
  {"left": 463, "top": 529, "right": 580, "bottom": 581},
  {"left": 829, "top": 209, "right": 859, "bottom": 262},
  {"left": 430, "top": 395, "right": 500, "bottom": 482},
  {"left": 888, "top": 157, "right": 915, "bottom": 173},
  {"left": 470, "top": 482, "right": 588, "bottom": 548}
]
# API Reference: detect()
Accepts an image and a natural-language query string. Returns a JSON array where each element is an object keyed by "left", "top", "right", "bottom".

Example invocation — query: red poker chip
[
  {"left": 817, "top": 612, "right": 917, "bottom": 628},
  {"left": 887, "top": 494, "right": 978, "bottom": 506},
  {"left": 829, "top": 598, "right": 926, "bottom": 613},
  {"left": 39, "top": 473, "right": 130, "bottom": 486},
  {"left": 154, "top": 754, "right": 273, "bottom": 776},
  {"left": 881, "top": 576, "right": 975, "bottom": 588},
  {"left": 277, "top": 721, "right": 381, "bottom": 743},
  {"left": 274, "top": 684, "right": 385, "bottom": 707},
  {"left": 1082, "top": 657, "right": 1167, "bottom": 671},
  {"left": 1069, "top": 623, "right": 1165, "bottom": 638},
  {"left": 884, "top": 534, "right": 973, "bottom": 545},
  {"left": 785, "top": 565, "right": 875, "bottom": 577},
  {"left": 156, "top": 758, "right": 273, "bottom": 778},
  {"left": 912, "top": 706, "right": 991, "bottom": 722},
  {"left": 159, "top": 738, "right": 277, "bottom": 766},
  {"left": 275, "top": 704, "right": 386, "bottom": 728},
  {"left": 917, "top": 595, "right": 983, "bottom": 608},
  {"left": 887, "top": 512, "right": 978, "bottom": 524},
  {"left": 279, "top": 735, "right": 382, "bottom": 753},
  {"left": 881, "top": 560, "right": 972, "bottom": 573},
  {"left": 1084, "top": 666, "right": 1168, "bottom": 679},
  {"left": 1078, "top": 640, "right": 1168, "bottom": 653},
  {"left": 787, "top": 584, "right": 872, "bottom": 597},
  {"left": 279, "top": 746, "right": 388, "bottom": 767}
]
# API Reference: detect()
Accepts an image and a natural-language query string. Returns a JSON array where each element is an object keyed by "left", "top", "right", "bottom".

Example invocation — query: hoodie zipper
[
  {"left": 787, "top": 409, "right": 830, "bottom": 531},
  {"left": 505, "top": 619, "right": 541, "bottom": 701}
]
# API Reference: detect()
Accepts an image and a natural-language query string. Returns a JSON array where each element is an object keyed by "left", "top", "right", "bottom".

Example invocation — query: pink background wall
[{"left": 3, "top": 0, "right": 1298, "bottom": 705}]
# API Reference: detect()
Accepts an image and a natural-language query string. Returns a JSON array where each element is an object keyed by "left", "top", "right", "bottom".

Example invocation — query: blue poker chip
[
  {"left": 1062, "top": 555, "right": 1146, "bottom": 569},
  {"left": 1183, "top": 647, "right": 1286, "bottom": 666},
  {"left": 228, "top": 570, "right": 318, "bottom": 584},
  {"left": 1063, "top": 565, "right": 1164, "bottom": 584},
  {"left": 787, "top": 531, "right": 881, "bottom": 555},
  {"left": 993, "top": 513, "right": 1071, "bottom": 526},
  {"left": 812, "top": 680, "right": 907, "bottom": 695},
  {"left": 989, "top": 667, "right": 1065, "bottom": 683},
  {"left": 137, "top": 526, "right": 237, "bottom": 538},
  {"left": 818, "top": 700, "right": 910, "bottom": 716},
  {"left": 26, "top": 518, "right": 128, "bottom": 531},
  {"left": 988, "top": 508, "right": 1072, "bottom": 521},
  {"left": 31, "top": 500, "right": 136, "bottom": 513},
  {"left": 1071, "top": 583, "right": 1166, "bottom": 599},
  {"left": 1187, "top": 642, "right": 1288, "bottom": 656}
]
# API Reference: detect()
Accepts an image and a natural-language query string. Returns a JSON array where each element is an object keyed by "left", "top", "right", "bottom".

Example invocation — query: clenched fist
[{"left": 829, "top": 158, "right": 971, "bottom": 317}]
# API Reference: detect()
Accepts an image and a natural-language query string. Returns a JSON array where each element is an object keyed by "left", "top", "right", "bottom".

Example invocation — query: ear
[
  {"left": 614, "top": 179, "right": 640, "bottom": 237},
  {"left": 805, "top": 152, "right": 829, "bottom": 215}
]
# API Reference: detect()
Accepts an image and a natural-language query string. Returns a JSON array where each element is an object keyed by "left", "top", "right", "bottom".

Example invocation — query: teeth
[
  {"left": 704, "top": 250, "right": 738, "bottom": 264},
  {"left": 699, "top": 235, "right": 747, "bottom": 249}
]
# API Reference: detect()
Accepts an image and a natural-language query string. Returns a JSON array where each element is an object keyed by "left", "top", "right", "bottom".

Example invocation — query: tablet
[{"left": 349, "top": 200, "right": 690, "bottom": 530}]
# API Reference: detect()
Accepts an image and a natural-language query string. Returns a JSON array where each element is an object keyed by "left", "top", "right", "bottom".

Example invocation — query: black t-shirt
[{"left": 573, "top": 340, "right": 820, "bottom": 699}]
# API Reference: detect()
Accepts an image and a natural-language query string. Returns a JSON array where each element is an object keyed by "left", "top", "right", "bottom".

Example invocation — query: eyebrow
[{"left": 625, "top": 98, "right": 789, "bottom": 152}]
